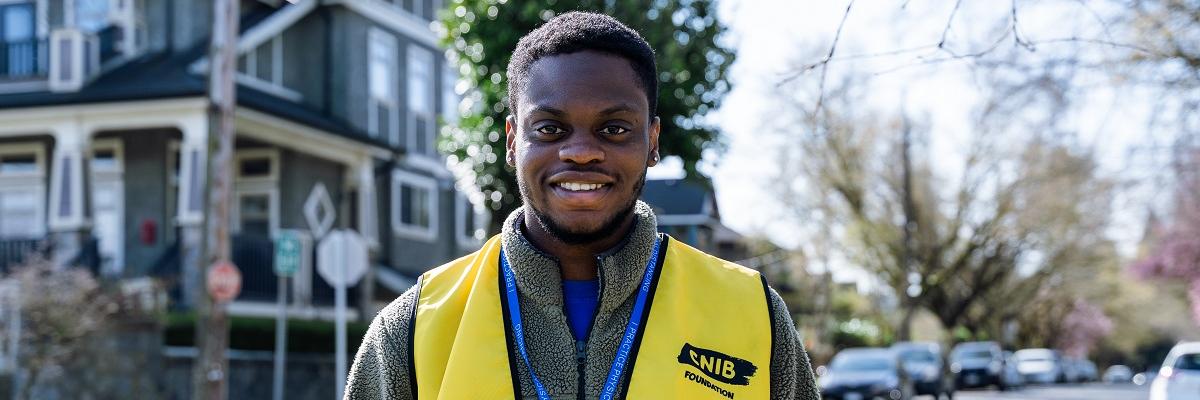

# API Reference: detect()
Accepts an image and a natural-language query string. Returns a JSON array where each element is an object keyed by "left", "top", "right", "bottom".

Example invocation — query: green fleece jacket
[{"left": 345, "top": 201, "right": 821, "bottom": 399}]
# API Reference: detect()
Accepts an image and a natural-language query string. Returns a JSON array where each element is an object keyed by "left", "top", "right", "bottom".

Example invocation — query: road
[{"left": 944, "top": 383, "right": 1149, "bottom": 400}]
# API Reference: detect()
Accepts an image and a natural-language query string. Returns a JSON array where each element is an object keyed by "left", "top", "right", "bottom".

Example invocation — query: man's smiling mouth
[{"left": 556, "top": 182, "right": 610, "bottom": 191}]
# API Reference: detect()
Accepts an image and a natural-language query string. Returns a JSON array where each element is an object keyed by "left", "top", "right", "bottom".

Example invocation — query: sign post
[
  {"left": 317, "top": 230, "right": 368, "bottom": 400},
  {"left": 271, "top": 231, "right": 303, "bottom": 400}
]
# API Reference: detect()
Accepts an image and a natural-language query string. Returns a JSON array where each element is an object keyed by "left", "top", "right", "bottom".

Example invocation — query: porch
[{"left": 0, "top": 97, "right": 383, "bottom": 318}]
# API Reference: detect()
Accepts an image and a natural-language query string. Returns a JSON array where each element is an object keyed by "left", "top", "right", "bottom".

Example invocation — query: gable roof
[
  {"left": 640, "top": 178, "right": 718, "bottom": 219},
  {"left": 0, "top": 2, "right": 390, "bottom": 150}
]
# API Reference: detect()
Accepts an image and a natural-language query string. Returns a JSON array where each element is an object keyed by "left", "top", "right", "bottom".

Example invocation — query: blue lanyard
[{"left": 499, "top": 237, "right": 662, "bottom": 400}]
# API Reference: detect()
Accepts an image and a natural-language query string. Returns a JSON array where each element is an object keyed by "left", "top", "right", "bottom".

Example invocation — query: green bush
[{"left": 164, "top": 312, "right": 370, "bottom": 354}]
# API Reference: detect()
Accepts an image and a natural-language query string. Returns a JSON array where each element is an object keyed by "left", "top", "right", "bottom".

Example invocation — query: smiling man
[{"left": 346, "top": 12, "right": 819, "bottom": 400}]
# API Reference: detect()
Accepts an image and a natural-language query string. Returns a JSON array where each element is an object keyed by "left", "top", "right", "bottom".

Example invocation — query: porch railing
[
  {"left": 232, "top": 233, "right": 359, "bottom": 306},
  {"left": 0, "top": 38, "right": 48, "bottom": 80},
  {"left": 0, "top": 237, "right": 49, "bottom": 275}
]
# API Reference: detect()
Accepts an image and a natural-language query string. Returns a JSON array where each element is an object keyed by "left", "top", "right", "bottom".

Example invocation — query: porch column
[
  {"left": 353, "top": 158, "right": 378, "bottom": 318},
  {"left": 356, "top": 159, "right": 379, "bottom": 249},
  {"left": 176, "top": 116, "right": 208, "bottom": 309},
  {"left": 47, "top": 124, "right": 91, "bottom": 267}
]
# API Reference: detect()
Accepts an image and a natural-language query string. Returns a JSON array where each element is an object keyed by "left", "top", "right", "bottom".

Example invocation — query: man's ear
[
  {"left": 648, "top": 116, "right": 661, "bottom": 167},
  {"left": 505, "top": 115, "right": 517, "bottom": 167}
]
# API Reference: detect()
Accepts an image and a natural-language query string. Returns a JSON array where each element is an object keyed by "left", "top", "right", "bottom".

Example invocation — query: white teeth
[{"left": 559, "top": 182, "right": 604, "bottom": 191}]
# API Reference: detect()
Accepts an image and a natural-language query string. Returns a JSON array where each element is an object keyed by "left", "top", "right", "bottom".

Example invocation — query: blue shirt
[{"left": 562, "top": 279, "right": 600, "bottom": 342}]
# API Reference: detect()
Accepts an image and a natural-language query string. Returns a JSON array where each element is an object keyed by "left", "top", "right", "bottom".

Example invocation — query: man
[{"left": 346, "top": 11, "right": 820, "bottom": 400}]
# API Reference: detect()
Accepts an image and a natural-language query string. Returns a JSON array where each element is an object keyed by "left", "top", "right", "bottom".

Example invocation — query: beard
[{"left": 523, "top": 171, "right": 646, "bottom": 245}]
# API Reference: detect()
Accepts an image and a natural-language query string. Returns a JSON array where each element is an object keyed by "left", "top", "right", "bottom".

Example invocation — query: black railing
[
  {"left": 0, "top": 38, "right": 47, "bottom": 80},
  {"left": 232, "top": 233, "right": 278, "bottom": 302},
  {"left": 0, "top": 237, "right": 48, "bottom": 275}
]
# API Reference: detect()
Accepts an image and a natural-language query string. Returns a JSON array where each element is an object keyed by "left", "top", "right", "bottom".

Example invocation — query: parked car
[
  {"left": 1000, "top": 351, "right": 1025, "bottom": 390},
  {"left": 819, "top": 348, "right": 916, "bottom": 400},
  {"left": 1150, "top": 341, "right": 1200, "bottom": 400},
  {"left": 1103, "top": 365, "right": 1133, "bottom": 383},
  {"left": 1061, "top": 356, "right": 1084, "bottom": 383},
  {"left": 950, "top": 341, "right": 1006, "bottom": 389},
  {"left": 1014, "top": 348, "right": 1063, "bottom": 384},
  {"left": 1078, "top": 359, "right": 1099, "bottom": 382},
  {"left": 892, "top": 342, "right": 954, "bottom": 399}
]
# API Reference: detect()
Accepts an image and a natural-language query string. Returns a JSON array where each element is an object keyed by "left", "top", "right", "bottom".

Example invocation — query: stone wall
[{"left": 162, "top": 346, "right": 341, "bottom": 400}]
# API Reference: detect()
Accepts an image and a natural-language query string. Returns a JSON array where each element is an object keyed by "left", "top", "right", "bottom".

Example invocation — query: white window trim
[
  {"left": 232, "top": 148, "right": 280, "bottom": 236},
  {"left": 455, "top": 192, "right": 485, "bottom": 248},
  {"left": 0, "top": 142, "right": 48, "bottom": 179},
  {"left": 390, "top": 168, "right": 438, "bottom": 241},
  {"left": 367, "top": 27, "right": 400, "bottom": 144},
  {"left": 0, "top": 142, "right": 47, "bottom": 238},
  {"left": 406, "top": 44, "right": 435, "bottom": 155},
  {"left": 235, "top": 148, "right": 280, "bottom": 183},
  {"left": 232, "top": 186, "right": 280, "bottom": 237}
]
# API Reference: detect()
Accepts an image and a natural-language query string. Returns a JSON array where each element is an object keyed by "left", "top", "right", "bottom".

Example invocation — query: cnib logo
[{"left": 677, "top": 343, "right": 757, "bottom": 385}]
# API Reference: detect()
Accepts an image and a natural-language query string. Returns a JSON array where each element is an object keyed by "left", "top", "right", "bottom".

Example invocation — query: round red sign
[{"left": 207, "top": 261, "right": 242, "bottom": 303}]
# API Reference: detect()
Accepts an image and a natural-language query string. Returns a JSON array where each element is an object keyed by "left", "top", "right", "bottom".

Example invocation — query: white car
[
  {"left": 1150, "top": 341, "right": 1200, "bottom": 400},
  {"left": 1015, "top": 348, "right": 1063, "bottom": 384}
]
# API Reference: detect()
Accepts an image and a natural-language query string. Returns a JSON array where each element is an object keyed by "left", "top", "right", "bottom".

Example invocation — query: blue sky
[{"left": 648, "top": 0, "right": 1161, "bottom": 284}]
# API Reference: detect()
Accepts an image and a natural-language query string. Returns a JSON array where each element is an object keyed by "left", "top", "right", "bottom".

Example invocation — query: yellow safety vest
[{"left": 413, "top": 235, "right": 773, "bottom": 399}]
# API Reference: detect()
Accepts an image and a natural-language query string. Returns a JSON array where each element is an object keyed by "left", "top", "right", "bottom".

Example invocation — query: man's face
[{"left": 506, "top": 50, "right": 660, "bottom": 244}]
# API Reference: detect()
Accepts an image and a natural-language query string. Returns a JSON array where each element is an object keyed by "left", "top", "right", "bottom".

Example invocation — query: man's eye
[
  {"left": 536, "top": 126, "right": 566, "bottom": 135},
  {"left": 600, "top": 126, "right": 630, "bottom": 135}
]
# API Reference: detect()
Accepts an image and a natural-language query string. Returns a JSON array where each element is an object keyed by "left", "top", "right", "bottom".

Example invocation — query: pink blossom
[{"left": 1058, "top": 299, "right": 1114, "bottom": 358}]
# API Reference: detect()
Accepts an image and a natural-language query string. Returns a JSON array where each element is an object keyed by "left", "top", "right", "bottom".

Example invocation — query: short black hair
[{"left": 506, "top": 11, "right": 658, "bottom": 116}]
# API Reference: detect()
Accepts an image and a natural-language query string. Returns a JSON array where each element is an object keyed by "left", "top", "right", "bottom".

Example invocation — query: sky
[{"left": 648, "top": 0, "right": 1161, "bottom": 285}]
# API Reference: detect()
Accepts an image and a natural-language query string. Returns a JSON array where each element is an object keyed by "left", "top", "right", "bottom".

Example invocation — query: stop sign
[{"left": 207, "top": 261, "right": 242, "bottom": 303}]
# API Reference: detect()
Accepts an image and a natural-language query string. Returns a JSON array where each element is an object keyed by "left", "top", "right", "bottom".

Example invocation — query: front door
[{"left": 91, "top": 141, "right": 123, "bottom": 277}]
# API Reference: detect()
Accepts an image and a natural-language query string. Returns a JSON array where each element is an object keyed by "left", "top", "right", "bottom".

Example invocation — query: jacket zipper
[{"left": 577, "top": 254, "right": 606, "bottom": 400}]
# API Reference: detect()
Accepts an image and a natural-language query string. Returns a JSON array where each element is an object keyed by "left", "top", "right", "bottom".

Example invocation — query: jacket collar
[{"left": 500, "top": 200, "right": 660, "bottom": 315}]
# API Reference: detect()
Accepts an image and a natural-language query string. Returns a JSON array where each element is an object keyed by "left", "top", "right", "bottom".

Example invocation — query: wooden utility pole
[
  {"left": 898, "top": 115, "right": 918, "bottom": 341},
  {"left": 193, "top": 0, "right": 239, "bottom": 399}
]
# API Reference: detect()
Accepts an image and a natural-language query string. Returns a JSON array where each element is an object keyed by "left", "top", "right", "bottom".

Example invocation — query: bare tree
[{"left": 766, "top": 70, "right": 1116, "bottom": 339}]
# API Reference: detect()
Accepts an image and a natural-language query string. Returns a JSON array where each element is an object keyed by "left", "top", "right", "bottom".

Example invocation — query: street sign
[
  {"left": 207, "top": 261, "right": 242, "bottom": 303},
  {"left": 316, "top": 230, "right": 368, "bottom": 288},
  {"left": 274, "top": 231, "right": 303, "bottom": 277},
  {"left": 316, "top": 229, "right": 370, "bottom": 400}
]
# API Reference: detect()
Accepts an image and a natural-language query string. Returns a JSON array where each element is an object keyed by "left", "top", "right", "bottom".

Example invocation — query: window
[
  {"left": 235, "top": 149, "right": 279, "bottom": 182},
  {"left": 236, "top": 36, "right": 299, "bottom": 101},
  {"left": 368, "top": 27, "right": 400, "bottom": 144},
  {"left": 90, "top": 139, "right": 123, "bottom": 173},
  {"left": 391, "top": 169, "right": 437, "bottom": 241},
  {"left": 236, "top": 191, "right": 274, "bottom": 237},
  {"left": 0, "top": 153, "right": 39, "bottom": 175},
  {"left": 1, "top": 3, "right": 36, "bottom": 77},
  {"left": 407, "top": 44, "right": 435, "bottom": 154},
  {"left": 455, "top": 193, "right": 486, "bottom": 247},
  {"left": 0, "top": 189, "right": 40, "bottom": 237},
  {"left": 0, "top": 143, "right": 46, "bottom": 238},
  {"left": 75, "top": 0, "right": 109, "bottom": 33},
  {"left": 233, "top": 149, "right": 279, "bottom": 237}
]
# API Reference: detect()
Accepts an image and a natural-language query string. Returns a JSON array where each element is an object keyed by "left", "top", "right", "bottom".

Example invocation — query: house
[
  {"left": 0, "top": 0, "right": 487, "bottom": 320},
  {"left": 640, "top": 178, "right": 749, "bottom": 262}
]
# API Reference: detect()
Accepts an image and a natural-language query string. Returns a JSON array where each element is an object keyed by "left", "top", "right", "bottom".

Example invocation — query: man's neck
[{"left": 521, "top": 212, "right": 635, "bottom": 281}]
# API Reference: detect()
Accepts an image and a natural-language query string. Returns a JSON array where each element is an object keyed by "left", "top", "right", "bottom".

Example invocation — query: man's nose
[{"left": 559, "top": 132, "right": 605, "bottom": 165}]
